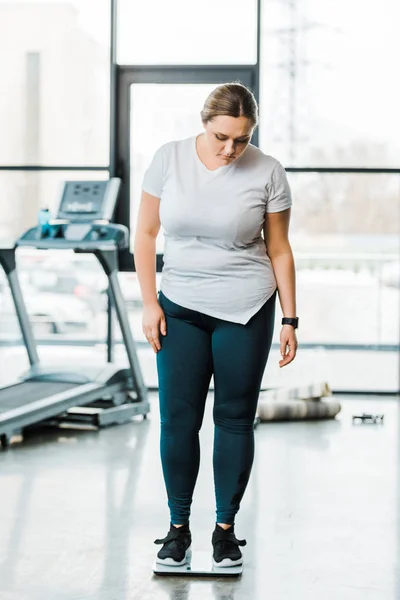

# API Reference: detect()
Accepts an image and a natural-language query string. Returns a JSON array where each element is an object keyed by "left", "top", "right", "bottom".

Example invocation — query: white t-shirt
[{"left": 141, "top": 135, "right": 292, "bottom": 324}]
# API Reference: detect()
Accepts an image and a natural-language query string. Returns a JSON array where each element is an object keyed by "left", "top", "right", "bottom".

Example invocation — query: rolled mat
[
  {"left": 256, "top": 382, "right": 341, "bottom": 421},
  {"left": 257, "top": 398, "right": 341, "bottom": 421},
  {"left": 259, "top": 381, "right": 332, "bottom": 403}
]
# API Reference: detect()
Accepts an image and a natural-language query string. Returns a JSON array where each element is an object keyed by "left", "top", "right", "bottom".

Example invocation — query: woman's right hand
[{"left": 142, "top": 301, "right": 167, "bottom": 353}]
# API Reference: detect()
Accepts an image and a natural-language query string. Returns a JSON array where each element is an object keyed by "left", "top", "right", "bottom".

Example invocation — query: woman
[{"left": 134, "top": 82, "right": 298, "bottom": 568}]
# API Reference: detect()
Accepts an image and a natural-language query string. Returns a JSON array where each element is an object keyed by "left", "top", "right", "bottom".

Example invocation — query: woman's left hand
[{"left": 279, "top": 325, "right": 298, "bottom": 368}]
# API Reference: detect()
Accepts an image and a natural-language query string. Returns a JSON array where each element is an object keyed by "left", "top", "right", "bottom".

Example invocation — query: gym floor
[{"left": 0, "top": 393, "right": 399, "bottom": 600}]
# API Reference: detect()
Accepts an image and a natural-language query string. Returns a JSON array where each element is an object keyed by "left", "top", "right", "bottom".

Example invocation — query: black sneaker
[
  {"left": 154, "top": 524, "right": 192, "bottom": 566},
  {"left": 212, "top": 524, "right": 247, "bottom": 568}
]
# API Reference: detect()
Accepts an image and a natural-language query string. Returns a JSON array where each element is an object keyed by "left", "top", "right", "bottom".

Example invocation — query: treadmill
[{"left": 0, "top": 178, "right": 149, "bottom": 448}]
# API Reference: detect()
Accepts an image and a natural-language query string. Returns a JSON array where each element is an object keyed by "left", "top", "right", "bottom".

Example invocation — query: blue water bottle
[{"left": 37, "top": 206, "right": 51, "bottom": 238}]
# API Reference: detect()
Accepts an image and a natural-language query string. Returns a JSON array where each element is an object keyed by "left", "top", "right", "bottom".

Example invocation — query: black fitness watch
[{"left": 281, "top": 317, "right": 299, "bottom": 329}]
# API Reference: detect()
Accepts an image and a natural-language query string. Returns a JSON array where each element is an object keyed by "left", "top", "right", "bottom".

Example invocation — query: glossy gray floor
[{"left": 0, "top": 394, "right": 399, "bottom": 600}]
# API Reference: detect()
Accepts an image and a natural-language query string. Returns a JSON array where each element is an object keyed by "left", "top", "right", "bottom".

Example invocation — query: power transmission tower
[{"left": 264, "top": 0, "right": 336, "bottom": 163}]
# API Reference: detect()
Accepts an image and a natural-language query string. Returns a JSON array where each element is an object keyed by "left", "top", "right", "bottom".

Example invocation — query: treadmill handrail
[
  {"left": 0, "top": 248, "right": 40, "bottom": 367},
  {"left": 94, "top": 249, "right": 147, "bottom": 404}
]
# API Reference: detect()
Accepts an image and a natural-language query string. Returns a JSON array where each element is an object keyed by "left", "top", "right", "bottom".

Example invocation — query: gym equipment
[
  {"left": 257, "top": 381, "right": 341, "bottom": 421},
  {"left": 152, "top": 552, "right": 243, "bottom": 577},
  {"left": 260, "top": 381, "right": 333, "bottom": 402},
  {"left": 352, "top": 413, "right": 384, "bottom": 424},
  {"left": 0, "top": 179, "right": 149, "bottom": 448}
]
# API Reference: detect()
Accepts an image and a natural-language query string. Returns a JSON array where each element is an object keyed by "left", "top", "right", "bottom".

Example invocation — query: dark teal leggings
[{"left": 156, "top": 290, "right": 276, "bottom": 525}]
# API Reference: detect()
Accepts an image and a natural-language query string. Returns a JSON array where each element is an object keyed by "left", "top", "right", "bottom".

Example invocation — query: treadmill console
[
  {"left": 17, "top": 178, "right": 129, "bottom": 251},
  {"left": 56, "top": 179, "right": 120, "bottom": 223}
]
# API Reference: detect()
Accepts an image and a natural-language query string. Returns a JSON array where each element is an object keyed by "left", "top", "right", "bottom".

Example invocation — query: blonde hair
[{"left": 200, "top": 82, "right": 259, "bottom": 127}]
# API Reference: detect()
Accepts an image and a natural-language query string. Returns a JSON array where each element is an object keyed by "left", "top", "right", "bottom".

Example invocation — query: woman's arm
[
  {"left": 134, "top": 190, "right": 161, "bottom": 306},
  {"left": 263, "top": 208, "right": 298, "bottom": 366},
  {"left": 134, "top": 190, "right": 167, "bottom": 354},
  {"left": 263, "top": 207, "right": 296, "bottom": 316}
]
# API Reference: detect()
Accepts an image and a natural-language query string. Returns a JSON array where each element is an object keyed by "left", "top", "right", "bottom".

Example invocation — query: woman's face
[{"left": 203, "top": 115, "right": 254, "bottom": 164}]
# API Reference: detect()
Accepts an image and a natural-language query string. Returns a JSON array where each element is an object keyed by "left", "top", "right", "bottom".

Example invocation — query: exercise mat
[{"left": 257, "top": 382, "right": 341, "bottom": 421}]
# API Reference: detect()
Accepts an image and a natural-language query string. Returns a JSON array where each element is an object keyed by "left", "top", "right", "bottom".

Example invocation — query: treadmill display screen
[{"left": 57, "top": 181, "right": 110, "bottom": 222}]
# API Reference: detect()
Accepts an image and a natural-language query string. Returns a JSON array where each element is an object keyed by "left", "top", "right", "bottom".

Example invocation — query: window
[
  {"left": 259, "top": 0, "right": 400, "bottom": 166},
  {"left": 287, "top": 172, "right": 400, "bottom": 345},
  {"left": 117, "top": 0, "right": 258, "bottom": 65},
  {"left": 0, "top": 0, "right": 110, "bottom": 165}
]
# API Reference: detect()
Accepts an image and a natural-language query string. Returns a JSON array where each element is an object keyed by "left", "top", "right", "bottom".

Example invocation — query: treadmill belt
[{"left": 0, "top": 381, "right": 80, "bottom": 412}]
